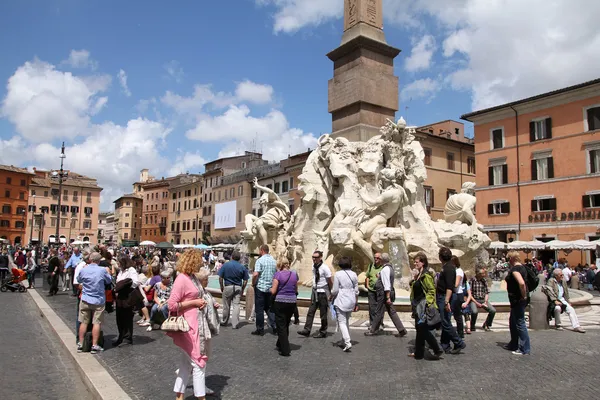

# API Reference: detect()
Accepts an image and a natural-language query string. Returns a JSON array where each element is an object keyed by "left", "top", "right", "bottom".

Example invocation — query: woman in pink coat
[{"left": 167, "top": 249, "right": 211, "bottom": 400}]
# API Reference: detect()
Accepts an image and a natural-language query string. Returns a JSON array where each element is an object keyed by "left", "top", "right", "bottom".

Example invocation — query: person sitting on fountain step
[
  {"left": 364, "top": 253, "right": 407, "bottom": 338},
  {"left": 543, "top": 269, "right": 585, "bottom": 333},
  {"left": 297, "top": 251, "right": 332, "bottom": 339}
]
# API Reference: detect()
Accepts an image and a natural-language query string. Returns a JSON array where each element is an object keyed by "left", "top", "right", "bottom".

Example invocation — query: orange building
[
  {"left": 0, "top": 165, "right": 34, "bottom": 246},
  {"left": 462, "top": 79, "right": 600, "bottom": 265}
]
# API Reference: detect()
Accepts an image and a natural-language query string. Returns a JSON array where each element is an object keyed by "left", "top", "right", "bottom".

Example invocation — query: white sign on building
[{"left": 214, "top": 200, "right": 237, "bottom": 230}]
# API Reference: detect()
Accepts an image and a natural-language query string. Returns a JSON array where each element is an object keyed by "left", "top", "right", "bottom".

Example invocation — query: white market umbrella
[
  {"left": 71, "top": 240, "right": 85, "bottom": 245},
  {"left": 489, "top": 241, "right": 507, "bottom": 250},
  {"left": 570, "top": 239, "right": 598, "bottom": 250},
  {"left": 507, "top": 240, "right": 547, "bottom": 250},
  {"left": 139, "top": 240, "right": 156, "bottom": 246},
  {"left": 545, "top": 240, "right": 576, "bottom": 250}
]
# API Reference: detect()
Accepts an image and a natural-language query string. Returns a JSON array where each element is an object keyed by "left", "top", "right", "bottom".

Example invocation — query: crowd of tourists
[{"left": 1, "top": 240, "right": 596, "bottom": 399}]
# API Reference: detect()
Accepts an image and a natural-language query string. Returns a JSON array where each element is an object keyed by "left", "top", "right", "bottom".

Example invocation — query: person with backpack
[{"left": 504, "top": 251, "right": 531, "bottom": 356}]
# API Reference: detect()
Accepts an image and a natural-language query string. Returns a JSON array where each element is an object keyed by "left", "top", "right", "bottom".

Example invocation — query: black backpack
[{"left": 524, "top": 263, "right": 539, "bottom": 292}]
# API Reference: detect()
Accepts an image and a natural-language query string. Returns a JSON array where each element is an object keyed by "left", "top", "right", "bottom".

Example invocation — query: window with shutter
[
  {"left": 586, "top": 106, "right": 600, "bottom": 131},
  {"left": 589, "top": 149, "right": 600, "bottom": 174},
  {"left": 531, "top": 118, "right": 551, "bottom": 141},
  {"left": 532, "top": 197, "right": 556, "bottom": 212},
  {"left": 423, "top": 148, "right": 432, "bottom": 166},
  {"left": 491, "top": 129, "right": 504, "bottom": 149},
  {"left": 584, "top": 193, "right": 600, "bottom": 208}
]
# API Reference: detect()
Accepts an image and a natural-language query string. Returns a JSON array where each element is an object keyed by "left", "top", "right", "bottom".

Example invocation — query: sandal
[{"left": 466, "top": 328, "right": 471, "bottom": 334}]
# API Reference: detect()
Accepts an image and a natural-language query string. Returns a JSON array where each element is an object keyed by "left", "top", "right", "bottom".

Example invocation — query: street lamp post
[
  {"left": 29, "top": 195, "right": 36, "bottom": 246},
  {"left": 52, "top": 143, "right": 67, "bottom": 247}
]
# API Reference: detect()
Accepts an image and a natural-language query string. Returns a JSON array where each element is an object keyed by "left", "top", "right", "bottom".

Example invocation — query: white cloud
[
  {"left": 218, "top": 129, "right": 318, "bottom": 162},
  {"left": 0, "top": 136, "right": 28, "bottom": 166},
  {"left": 400, "top": 78, "right": 441, "bottom": 101},
  {"left": 164, "top": 60, "right": 184, "bottom": 83},
  {"left": 30, "top": 118, "right": 172, "bottom": 209},
  {"left": 257, "top": 0, "right": 342, "bottom": 33},
  {"left": 438, "top": 0, "right": 600, "bottom": 110},
  {"left": 117, "top": 69, "right": 131, "bottom": 97},
  {"left": 168, "top": 151, "right": 207, "bottom": 176},
  {"left": 405, "top": 35, "right": 436, "bottom": 72},
  {"left": 62, "top": 49, "right": 98, "bottom": 69},
  {"left": 235, "top": 80, "right": 274, "bottom": 104},
  {"left": 1, "top": 59, "right": 111, "bottom": 142},
  {"left": 260, "top": 0, "right": 600, "bottom": 111},
  {"left": 162, "top": 80, "right": 275, "bottom": 118}
]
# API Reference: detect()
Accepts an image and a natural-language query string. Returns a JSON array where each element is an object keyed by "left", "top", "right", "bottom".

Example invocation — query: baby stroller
[{"left": 0, "top": 268, "right": 28, "bottom": 292}]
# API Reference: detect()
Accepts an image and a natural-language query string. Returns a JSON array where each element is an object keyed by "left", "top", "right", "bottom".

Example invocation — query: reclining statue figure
[
  {"left": 443, "top": 182, "right": 479, "bottom": 236},
  {"left": 241, "top": 177, "right": 291, "bottom": 246}
]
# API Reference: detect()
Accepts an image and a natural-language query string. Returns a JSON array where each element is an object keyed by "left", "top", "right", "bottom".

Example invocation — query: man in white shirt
[
  {"left": 562, "top": 264, "right": 572, "bottom": 286},
  {"left": 298, "top": 250, "right": 332, "bottom": 338},
  {"left": 545, "top": 269, "right": 585, "bottom": 333},
  {"left": 364, "top": 253, "right": 407, "bottom": 337}
]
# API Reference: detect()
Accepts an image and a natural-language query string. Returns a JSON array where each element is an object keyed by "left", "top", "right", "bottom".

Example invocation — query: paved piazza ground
[
  {"left": 0, "top": 290, "right": 90, "bottom": 400},
  {"left": 22, "top": 285, "right": 595, "bottom": 400}
]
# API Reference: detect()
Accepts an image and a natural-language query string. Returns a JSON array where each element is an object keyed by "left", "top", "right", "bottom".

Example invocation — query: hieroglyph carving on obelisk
[{"left": 344, "top": 0, "right": 382, "bottom": 31}]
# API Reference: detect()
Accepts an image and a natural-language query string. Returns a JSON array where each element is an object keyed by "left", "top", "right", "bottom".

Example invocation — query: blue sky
[{"left": 1, "top": 0, "right": 598, "bottom": 210}]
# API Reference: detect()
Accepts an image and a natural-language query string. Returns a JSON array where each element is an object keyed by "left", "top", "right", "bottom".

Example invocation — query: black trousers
[
  {"left": 275, "top": 302, "right": 296, "bottom": 355},
  {"left": 367, "top": 290, "right": 377, "bottom": 327},
  {"left": 414, "top": 320, "right": 441, "bottom": 359},
  {"left": 49, "top": 273, "right": 60, "bottom": 294},
  {"left": 303, "top": 292, "right": 328, "bottom": 333},
  {"left": 293, "top": 304, "right": 299, "bottom": 322},
  {"left": 115, "top": 306, "right": 134, "bottom": 342}
]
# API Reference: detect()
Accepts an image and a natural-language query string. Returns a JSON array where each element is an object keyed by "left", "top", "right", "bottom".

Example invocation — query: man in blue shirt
[
  {"left": 251, "top": 244, "right": 277, "bottom": 335},
  {"left": 77, "top": 252, "right": 112, "bottom": 354},
  {"left": 64, "top": 247, "right": 82, "bottom": 296},
  {"left": 218, "top": 251, "right": 249, "bottom": 329}
]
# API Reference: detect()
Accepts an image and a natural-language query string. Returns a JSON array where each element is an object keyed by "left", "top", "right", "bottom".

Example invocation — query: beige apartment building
[
  {"left": 416, "top": 120, "right": 476, "bottom": 220},
  {"left": 167, "top": 175, "right": 203, "bottom": 245},
  {"left": 201, "top": 152, "right": 267, "bottom": 236},
  {"left": 26, "top": 168, "right": 102, "bottom": 245},
  {"left": 251, "top": 151, "right": 311, "bottom": 218},
  {"left": 114, "top": 193, "right": 143, "bottom": 246}
]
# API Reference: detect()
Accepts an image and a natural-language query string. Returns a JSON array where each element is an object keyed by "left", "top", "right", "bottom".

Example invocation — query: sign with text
[
  {"left": 528, "top": 210, "right": 600, "bottom": 223},
  {"left": 214, "top": 201, "right": 237, "bottom": 230}
]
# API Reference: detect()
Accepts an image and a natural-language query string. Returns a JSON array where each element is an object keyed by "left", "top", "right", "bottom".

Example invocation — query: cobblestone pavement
[
  {"left": 0, "top": 289, "right": 90, "bottom": 400},
  {"left": 39, "top": 285, "right": 600, "bottom": 400}
]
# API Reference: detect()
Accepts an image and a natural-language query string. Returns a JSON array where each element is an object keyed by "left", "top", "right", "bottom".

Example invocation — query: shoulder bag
[{"left": 161, "top": 302, "right": 190, "bottom": 332}]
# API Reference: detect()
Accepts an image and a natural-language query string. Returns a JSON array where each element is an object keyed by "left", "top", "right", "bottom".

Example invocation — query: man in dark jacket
[
  {"left": 47, "top": 249, "right": 62, "bottom": 296},
  {"left": 0, "top": 249, "right": 9, "bottom": 282},
  {"left": 436, "top": 247, "right": 465, "bottom": 354}
]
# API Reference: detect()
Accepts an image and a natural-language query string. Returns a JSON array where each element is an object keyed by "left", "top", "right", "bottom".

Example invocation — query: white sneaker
[
  {"left": 146, "top": 326, "right": 153, "bottom": 332},
  {"left": 342, "top": 344, "right": 352, "bottom": 352},
  {"left": 139, "top": 321, "right": 150, "bottom": 327},
  {"left": 573, "top": 327, "right": 586, "bottom": 333},
  {"left": 136, "top": 318, "right": 145, "bottom": 324},
  {"left": 205, "top": 388, "right": 215, "bottom": 395},
  {"left": 555, "top": 325, "right": 564, "bottom": 331}
]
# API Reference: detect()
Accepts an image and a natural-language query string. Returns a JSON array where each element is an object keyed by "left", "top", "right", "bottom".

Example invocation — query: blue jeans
[
  {"left": 254, "top": 288, "right": 275, "bottom": 331},
  {"left": 436, "top": 294, "right": 463, "bottom": 350},
  {"left": 508, "top": 301, "right": 530, "bottom": 354},
  {"left": 150, "top": 303, "right": 168, "bottom": 322}
]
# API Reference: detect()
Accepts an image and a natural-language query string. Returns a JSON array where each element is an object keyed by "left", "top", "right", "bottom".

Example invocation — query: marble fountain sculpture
[{"left": 241, "top": 118, "right": 491, "bottom": 291}]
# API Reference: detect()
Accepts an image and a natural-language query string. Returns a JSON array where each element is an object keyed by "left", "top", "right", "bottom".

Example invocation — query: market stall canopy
[
  {"left": 156, "top": 241, "right": 174, "bottom": 249},
  {"left": 489, "top": 241, "right": 507, "bottom": 250},
  {"left": 545, "top": 240, "right": 576, "bottom": 250},
  {"left": 194, "top": 244, "right": 211, "bottom": 250},
  {"left": 139, "top": 240, "right": 156, "bottom": 246},
  {"left": 507, "top": 240, "right": 547, "bottom": 250},
  {"left": 570, "top": 239, "right": 599, "bottom": 250}
]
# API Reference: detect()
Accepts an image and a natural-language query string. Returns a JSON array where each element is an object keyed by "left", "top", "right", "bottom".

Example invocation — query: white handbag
[{"left": 161, "top": 303, "right": 190, "bottom": 332}]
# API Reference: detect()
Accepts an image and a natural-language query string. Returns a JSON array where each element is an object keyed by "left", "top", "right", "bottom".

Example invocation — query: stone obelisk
[{"left": 327, "top": 0, "right": 400, "bottom": 142}]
